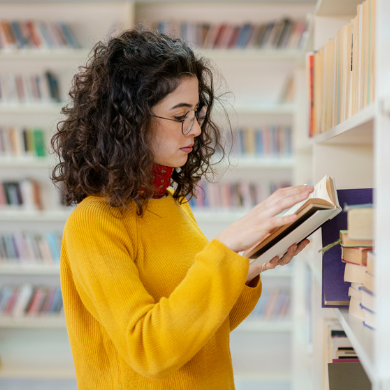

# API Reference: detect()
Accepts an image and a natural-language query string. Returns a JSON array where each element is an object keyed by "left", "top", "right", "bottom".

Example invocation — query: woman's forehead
[{"left": 159, "top": 77, "right": 199, "bottom": 110}]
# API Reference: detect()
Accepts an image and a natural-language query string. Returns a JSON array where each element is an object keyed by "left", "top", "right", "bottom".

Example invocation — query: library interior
[{"left": 0, "top": 0, "right": 388, "bottom": 389}]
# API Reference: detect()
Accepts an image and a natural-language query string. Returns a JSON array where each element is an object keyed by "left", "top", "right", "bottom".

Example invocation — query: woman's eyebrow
[{"left": 170, "top": 101, "right": 199, "bottom": 110}]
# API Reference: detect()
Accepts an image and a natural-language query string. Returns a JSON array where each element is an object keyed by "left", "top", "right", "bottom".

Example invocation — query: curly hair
[{"left": 51, "top": 27, "right": 230, "bottom": 215}]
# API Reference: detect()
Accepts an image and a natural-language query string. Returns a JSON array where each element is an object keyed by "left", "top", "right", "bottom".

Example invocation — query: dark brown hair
[{"left": 51, "top": 27, "right": 229, "bottom": 215}]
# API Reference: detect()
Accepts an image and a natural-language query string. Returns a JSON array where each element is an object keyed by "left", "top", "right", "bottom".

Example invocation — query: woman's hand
[
  {"left": 216, "top": 185, "right": 314, "bottom": 253},
  {"left": 245, "top": 239, "right": 310, "bottom": 284}
]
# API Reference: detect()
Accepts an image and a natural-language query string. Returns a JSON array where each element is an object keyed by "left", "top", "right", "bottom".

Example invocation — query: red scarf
[{"left": 151, "top": 163, "right": 174, "bottom": 199}]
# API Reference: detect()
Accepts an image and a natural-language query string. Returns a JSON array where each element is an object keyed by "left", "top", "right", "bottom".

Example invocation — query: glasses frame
[{"left": 151, "top": 106, "right": 207, "bottom": 135}]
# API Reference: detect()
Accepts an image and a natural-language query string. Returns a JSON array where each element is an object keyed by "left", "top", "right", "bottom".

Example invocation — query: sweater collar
[{"left": 151, "top": 163, "right": 174, "bottom": 199}]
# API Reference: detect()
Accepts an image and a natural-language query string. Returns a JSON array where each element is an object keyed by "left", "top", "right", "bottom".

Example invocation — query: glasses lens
[{"left": 183, "top": 111, "right": 196, "bottom": 135}]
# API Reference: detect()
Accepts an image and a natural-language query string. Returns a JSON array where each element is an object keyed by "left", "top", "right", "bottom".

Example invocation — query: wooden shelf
[
  {"left": 334, "top": 308, "right": 375, "bottom": 383},
  {"left": 0, "top": 264, "right": 60, "bottom": 275},
  {"left": 236, "top": 319, "right": 293, "bottom": 332},
  {"left": 0, "top": 316, "right": 65, "bottom": 329}
]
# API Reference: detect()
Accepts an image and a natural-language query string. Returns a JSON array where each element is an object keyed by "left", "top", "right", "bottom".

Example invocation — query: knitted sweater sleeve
[
  {"left": 229, "top": 275, "right": 262, "bottom": 331},
  {"left": 180, "top": 198, "right": 263, "bottom": 331},
  {"left": 62, "top": 202, "right": 250, "bottom": 380}
]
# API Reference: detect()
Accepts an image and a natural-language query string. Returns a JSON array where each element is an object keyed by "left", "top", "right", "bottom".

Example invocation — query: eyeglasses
[{"left": 151, "top": 106, "right": 207, "bottom": 135}]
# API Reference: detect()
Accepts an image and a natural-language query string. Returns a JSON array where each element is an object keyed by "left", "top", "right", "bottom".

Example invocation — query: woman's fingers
[
  {"left": 294, "top": 239, "right": 310, "bottom": 255},
  {"left": 278, "top": 244, "right": 297, "bottom": 266},
  {"left": 278, "top": 239, "right": 310, "bottom": 265},
  {"left": 265, "top": 186, "right": 314, "bottom": 219}
]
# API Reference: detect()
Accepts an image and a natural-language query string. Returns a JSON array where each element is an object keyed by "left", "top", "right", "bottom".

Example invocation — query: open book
[{"left": 243, "top": 175, "right": 341, "bottom": 265}]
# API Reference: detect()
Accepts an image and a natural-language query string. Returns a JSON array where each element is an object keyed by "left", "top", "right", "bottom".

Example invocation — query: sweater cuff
[
  {"left": 210, "top": 238, "right": 249, "bottom": 266},
  {"left": 238, "top": 274, "right": 262, "bottom": 303},
  {"left": 246, "top": 274, "right": 261, "bottom": 288}
]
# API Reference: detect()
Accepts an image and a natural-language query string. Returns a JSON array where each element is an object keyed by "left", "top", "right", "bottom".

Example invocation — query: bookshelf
[
  {"left": 293, "top": 0, "right": 390, "bottom": 389},
  {"left": 0, "top": 2, "right": 134, "bottom": 387},
  {"left": 0, "top": 1, "right": 317, "bottom": 389}
]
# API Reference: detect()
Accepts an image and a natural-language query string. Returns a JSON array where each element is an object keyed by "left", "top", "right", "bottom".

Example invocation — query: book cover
[
  {"left": 328, "top": 362, "right": 371, "bottom": 390},
  {"left": 321, "top": 188, "right": 373, "bottom": 308}
]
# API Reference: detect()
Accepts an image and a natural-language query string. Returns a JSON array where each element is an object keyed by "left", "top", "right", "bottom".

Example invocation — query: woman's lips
[
  {"left": 180, "top": 147, "right": 193, "bottom": 153},
  {"left": 180, "top": 144, "right": 194, "bottom": 153}
]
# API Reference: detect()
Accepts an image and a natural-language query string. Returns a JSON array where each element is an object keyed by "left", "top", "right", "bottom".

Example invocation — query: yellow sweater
[{"left": 61, "top": 190, "right": 262, "bottom": 389}]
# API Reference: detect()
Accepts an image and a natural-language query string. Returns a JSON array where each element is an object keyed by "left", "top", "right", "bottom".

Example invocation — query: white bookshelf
[
  {"left": 0, "top": 265, "right": 60, "bottom": 275},
  {"left": 226, "top": 157, "right": 295, "bottom": 169},
  {"left": 0, "top": 3, "right": 134, "bottom": 387},
  {"left": 334, "top": 309, "right": 375, "bottom": 382},
  {"left": 0, "top": 1, "right": 317, "bottom": 389},
  {"left": 0, "top": 103, "right": 64, "bottom": 115},
  {"left": 237, "top": 320, "right": 293, "bottom": 333},
  {"left": 292, "top": 0, "right": 390, "bottom": 389},
  {"left": 0, "top": 317, "right": 65, "bottom": 329},
  {"left": 0, "top": 49, "right": 90, "bottom": 60},
  {"left": 0, "top": 368, "right": 75, "bottom": 380},
  {"left": 0, "top": 158, "right": 53, "bottom": 168},
  {"left": 0, "top": 209, "right": 71, "bottom": 222},
  {"left": 198, "top": 49, "right": 305, "bottom": 61},
  {"left": 227, "top": 103, "right": 296, "bottom": 115}
]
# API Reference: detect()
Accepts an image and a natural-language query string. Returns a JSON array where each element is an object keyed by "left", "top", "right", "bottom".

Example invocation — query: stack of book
[
  {"left": 0, "top": 71, "right": 60, "bottom": 104},
  {"left": 153, "top": 19, "right": 306, "bottom": 50},
  {"left": 188, "top": 180, "right": 291, "bottom": 210},
  {"left": 0, "top": 20, "right": 80, "bottom": 50},
  {"left": 0, "top": 284, "right": 63, "bottom": 317},
  {"left": 325, "top": 320, "right": 358, "bottom": 364},
  {"left": 0, "top": 231, "right": 62, "bottom": 265},
  {"left": 308, "top": 0, "right": 376, "bottom": 136},
  {"left": 221, "top": 125, "right": 292, "bottom": 158},
  {"left": 341, "top": 204, "right": 375, "bottom": 330},
  {"left": 325, "top": 320, "right": 371, "bottom": 390},
  {"left": 0, "top": 179, "right": 43, "bottom": 210},
  {"left": 0, "top": 127, "right": 46, "bottom": 158}
]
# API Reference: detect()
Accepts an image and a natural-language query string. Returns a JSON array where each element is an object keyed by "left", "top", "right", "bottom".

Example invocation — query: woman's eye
[{"left": 174, "top": 116, "right": 185, "bottom": 121}]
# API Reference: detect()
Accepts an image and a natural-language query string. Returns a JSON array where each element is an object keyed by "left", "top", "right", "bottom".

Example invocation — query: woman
[{"left": 51, "top": 28, "right": 312, "bottom": 390}]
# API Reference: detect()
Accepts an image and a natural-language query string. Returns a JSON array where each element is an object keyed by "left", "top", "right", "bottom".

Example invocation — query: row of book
[
  {"left": 188, "top": 180, "right": 291, "bottom": 210},
  {"left": 0, "top": 20, "right": 80, "bottom": 50},
  {"left": 0, "top": 179, "right": 43, "bottom": 210},
  {"left": 325, "top": 320, "right": 370, "bottom": 390},
  {"left": 0, "top": 71, "right": 60, "bottom": 104},
  {"left": 247, "top": 289, "right": 290, "bottom": 320},
  {"left": 0, "top": 127, "right": 46, "bottom": 158},
  {"left": 0, "top": 232, "right": 62, "bottom": 264},
  {"left": 153, "top": 19, "right": 306, "bottom": 50},
  {"left": 221, "top": 125, "right": 292, "bottom": 158},
  {"left": 0, "top": 284, "right": 63, "bottom": 317},
  {"left": 308, "top": 0, "right": 375, "bottom": 136}
]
